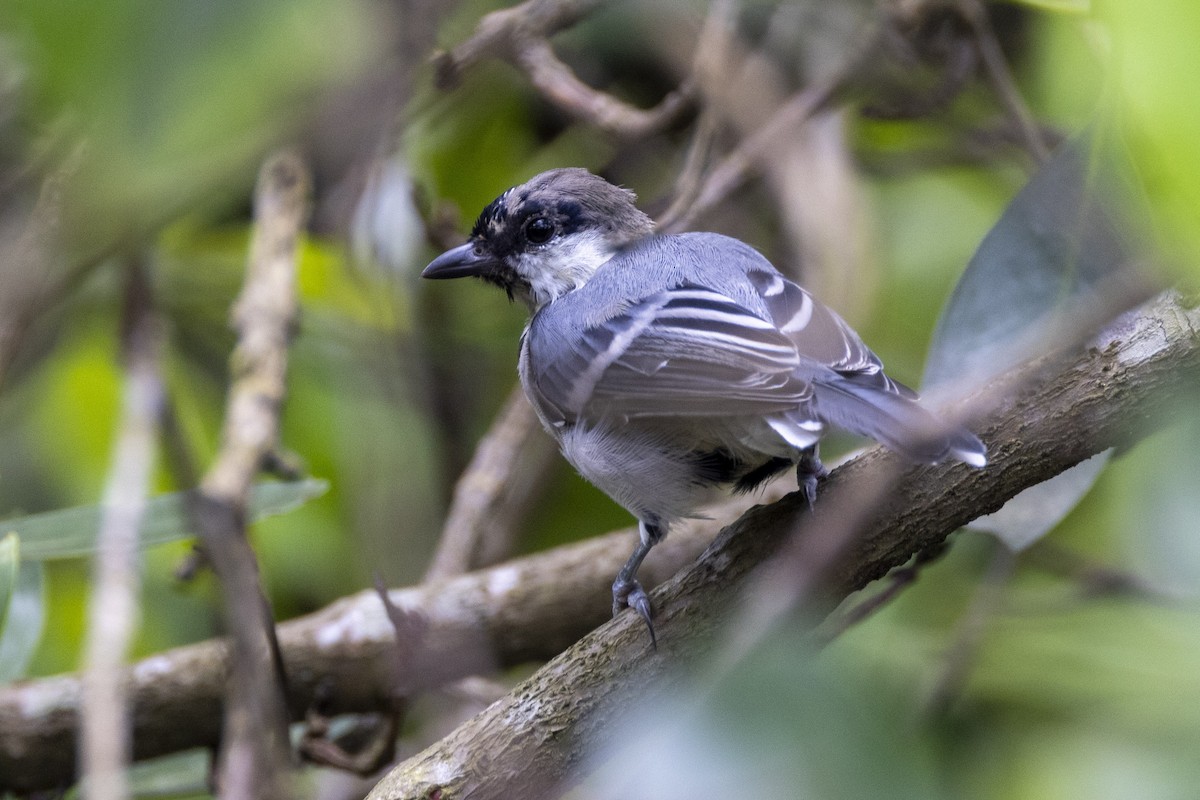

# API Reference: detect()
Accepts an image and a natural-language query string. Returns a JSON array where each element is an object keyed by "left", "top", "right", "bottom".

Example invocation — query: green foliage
[
  {"left": 64, "top": 749, "right": 212, "bottom": 800},
  {"left": 0, "top": 479, "right": 328, "bottom": 561},
  {"left": 0, "top": 562, "right": 44, "bottom": 682},
  {"left": 0, "top": 0, "right": 378, "bottom": 249},
  {"left": 1101, "top": 0, "right": 1200, "bottom": 281},
  {"left": 0, "top": 0, "right": 1198, "bottom": 796},
  {"left": 0, "top": 534, "right": 16, "bottom": 637},
  {"left": 0, "top": 480, "right": 326, "bottom": 678}
]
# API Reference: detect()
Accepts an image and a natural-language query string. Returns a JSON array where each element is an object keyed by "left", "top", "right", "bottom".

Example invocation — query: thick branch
[
  {"left": 0, "top": 518, "right": 725, "bottom": 793},
  {"left": 366, "top": 292, "right": 1200, "bottom": 799}
]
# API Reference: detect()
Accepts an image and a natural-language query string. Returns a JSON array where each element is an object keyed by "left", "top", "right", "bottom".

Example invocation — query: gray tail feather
[{"left": 812, "top": 376, "right": 987, "bottom": 467}]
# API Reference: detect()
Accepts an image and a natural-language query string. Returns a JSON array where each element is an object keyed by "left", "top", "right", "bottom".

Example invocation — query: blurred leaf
[
  {"left": 924, "top": 135, "right": 1130, "bottom": 390},
  {"left": 126, "top": 749, "right": 211, "bottom": 799},
  {"left": 969, "top": 452, "right": 1110, "bottom": 551},
  {"left": 2, "top": 0, "right": 378, "bottom": 248},
  {"left": 0, "top": 562, "right": 46, "bottom": 681},
  {"left": 0, "top": 533, "right": 16, "bottom": 634},
  {"left": 583, "top": 631, "right": 943, "bottom": 800},
  {"left": 65, "top": 749, "right": 212, "bottom": 800},
  {"left": 1119, "top": 409, "right": 1200, "bottom": 594},
  {"left": 923, "top": 136, "right": 1132, "bottom": 550},
  {"left": 3, "top": 479, "right": 328, "bottom": 561}
]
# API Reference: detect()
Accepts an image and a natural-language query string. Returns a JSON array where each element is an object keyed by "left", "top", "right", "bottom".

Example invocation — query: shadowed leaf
[{"left": 924, "top": 135, "right": 1135, "bottom": 550}]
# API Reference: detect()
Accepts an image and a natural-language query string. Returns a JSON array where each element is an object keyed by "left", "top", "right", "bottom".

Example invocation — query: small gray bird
[{"left": 424, "top": 168, "right": 986, "bottom": 644}]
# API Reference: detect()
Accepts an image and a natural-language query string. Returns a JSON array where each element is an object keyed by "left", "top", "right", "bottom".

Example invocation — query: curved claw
[
  {"left": 612, "top": 577, "right": 658, "bottom": 649},
  {"left": 797, "top": 447, "right": 829, "bottom": 512}
]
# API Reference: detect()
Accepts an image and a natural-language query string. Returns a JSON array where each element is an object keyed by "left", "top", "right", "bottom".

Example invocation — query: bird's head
[{"left": 421, "top": 168, "right": 655, "bottom": 310}]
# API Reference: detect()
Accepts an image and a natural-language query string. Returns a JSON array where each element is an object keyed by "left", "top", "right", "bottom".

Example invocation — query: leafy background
[{"left": 0, "top": 0, "right": 1198, "bottom": 797}]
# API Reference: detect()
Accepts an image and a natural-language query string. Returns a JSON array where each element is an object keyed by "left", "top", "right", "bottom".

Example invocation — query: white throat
[{"left": 516, "top": 230, "right": 616, "bottom": 310}]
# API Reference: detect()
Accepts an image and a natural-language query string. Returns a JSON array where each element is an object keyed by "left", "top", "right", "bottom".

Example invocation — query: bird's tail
[{"left": 812, "top": 375, "right": 987, "bottom": 467}]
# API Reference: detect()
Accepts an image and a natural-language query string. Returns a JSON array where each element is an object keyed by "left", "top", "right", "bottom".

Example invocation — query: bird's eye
[{"left": 524, "top": 217, "right": 554, "bottom": 245}]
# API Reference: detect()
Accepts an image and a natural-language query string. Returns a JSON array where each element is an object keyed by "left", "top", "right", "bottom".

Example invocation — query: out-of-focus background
[{"left": 1, "top": 0, "right": 1199, "bottom": 797}]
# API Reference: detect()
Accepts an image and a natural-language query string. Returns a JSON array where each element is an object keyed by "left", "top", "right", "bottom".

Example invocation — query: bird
[{"left": 422, "top": 168, "right": 986, "bottom": 645}]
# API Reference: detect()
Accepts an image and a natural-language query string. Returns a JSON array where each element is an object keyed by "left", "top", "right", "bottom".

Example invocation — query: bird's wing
[
  {"left": 743, "top": 269, "right": 915, "bottom": 398},
  {"left": 527, "top": 285, "right": 815, "bottom": 423}
]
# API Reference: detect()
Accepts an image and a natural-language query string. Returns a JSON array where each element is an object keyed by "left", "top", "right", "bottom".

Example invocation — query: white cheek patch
[{"left": 517, "top": 230, "right": 614, "bottom": 308}]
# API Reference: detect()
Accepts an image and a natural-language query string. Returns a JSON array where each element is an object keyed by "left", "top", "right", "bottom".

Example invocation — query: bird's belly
[{"left": 556, "top": 417, "right": 794, "bottom": 525}]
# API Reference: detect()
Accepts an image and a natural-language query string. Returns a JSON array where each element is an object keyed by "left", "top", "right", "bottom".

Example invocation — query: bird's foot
[
  {"left": 612, "top": 576, "right": 657, "bottom": 649},
  {"left": 797, "top": 449, "right": 829, "bottom": 511}
]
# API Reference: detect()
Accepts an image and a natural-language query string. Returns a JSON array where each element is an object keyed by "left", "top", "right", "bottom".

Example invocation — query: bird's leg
[
  {"left": 797, "top": 444, "right": 828, "bottom": 510},
  {"left": 612, "top": 520, "right": 665, "bottom": 647}
]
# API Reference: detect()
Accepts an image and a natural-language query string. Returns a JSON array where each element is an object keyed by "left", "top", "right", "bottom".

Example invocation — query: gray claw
[{"left": 612, "top": 577, "right": 658, "bottom": 648}]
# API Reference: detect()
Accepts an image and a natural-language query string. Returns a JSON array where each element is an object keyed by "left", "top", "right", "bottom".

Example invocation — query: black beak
[{"left": 421, "top": 243, "right": 494, "bottom": 279}]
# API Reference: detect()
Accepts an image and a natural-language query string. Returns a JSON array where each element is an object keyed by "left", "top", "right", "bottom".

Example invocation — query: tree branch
[
  {"left": 79, "top": 259, "right": 164, "bottom": 800},
  {"left": 195, "top": 150, "right": 310, "bottom": 799},
  {"left": 365, "top": 291, "right": 1200, "bottom": 799},
  {"left": 423, "top": 388, "right": 557, "bottom": 581},
  {"left": 432, "top": 0, "right": 693, "bottom": 139},
  {"left": 0, "top": 515, "right": 733, "bottom": 793}
]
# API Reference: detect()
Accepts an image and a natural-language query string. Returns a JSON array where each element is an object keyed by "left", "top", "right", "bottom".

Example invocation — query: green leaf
[
  {"left": 924, "top": 135, "right": 1131, "bottom": 391},
  {"left": 65, "top": 749, "right": 212, "bottom": 800},
  {"left": 924, "top": 136, "right": 1134, "bottom": 550},
  {"left": 2, "top": 479, "right": 328, "bottom": 561},
  {"left": 0, "top": 561, "right": 45, "bottom": 682},
  {"left": 0, "top": 534, "right": 17, "bottom": 635}
]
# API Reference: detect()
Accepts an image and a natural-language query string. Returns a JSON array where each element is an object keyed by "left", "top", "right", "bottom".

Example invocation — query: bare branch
[
  {"left": 432, "top": 0, "right": 604, "bottom": 86},
  {"left": 424, "top": 388, "right": 557, "bottom": 581},
  {"left": 432, "top": 0, "right": 693, "bottom": 139},
  {"left": 365, "top": 291, "right": 1200, "bottom": 800},
  {"left": 956, "top": 0, "right": 1051, "bottom": 163},
  {"left": 0, "top": 516, "right": 728, "bottom": 792},
  {"left": 195, "top": 150, "right": 310, "bottom": 800},
  {"left": 512, "top": 38, "right": 695, "bottom": 138},
  {"left": 662, "top": 79, "right": 839, "bottom": 233},
  {"left": 78, "top": 260, "right": 164, "bottom": 800}
]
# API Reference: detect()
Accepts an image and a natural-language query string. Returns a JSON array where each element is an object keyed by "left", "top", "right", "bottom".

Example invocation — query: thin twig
[
  {"left": 811, "top": 563, "right": 920, "bottom": 647},
  {"left": 78, "top": 258, "right": 164, "bottom": 800},
  {"left": 665, "top": 62, "right": 851, "bottom": 232},
  {"left": 195, "top": 150, "right": 310, "bottom": 800},
  {"left": 512, "top": 38, "right": 695, "bottom": 138},
  {"left": 432, "top": 0, "right": 693, "bottom": 139},
  {"left": 654, "top": 0, "right": 733, "bottom": 232},
  {"left": 957, "top": 0, "right": 1050, "bottom": 163},
  {"left": 657, "top": 110, "right": 720, "bottom": 232},
  {"left": 432, "top": 0, "right": 605, "bottom": 88},
  {"left": 423, "top": 388, "right": 557, "bottom": 581}
]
